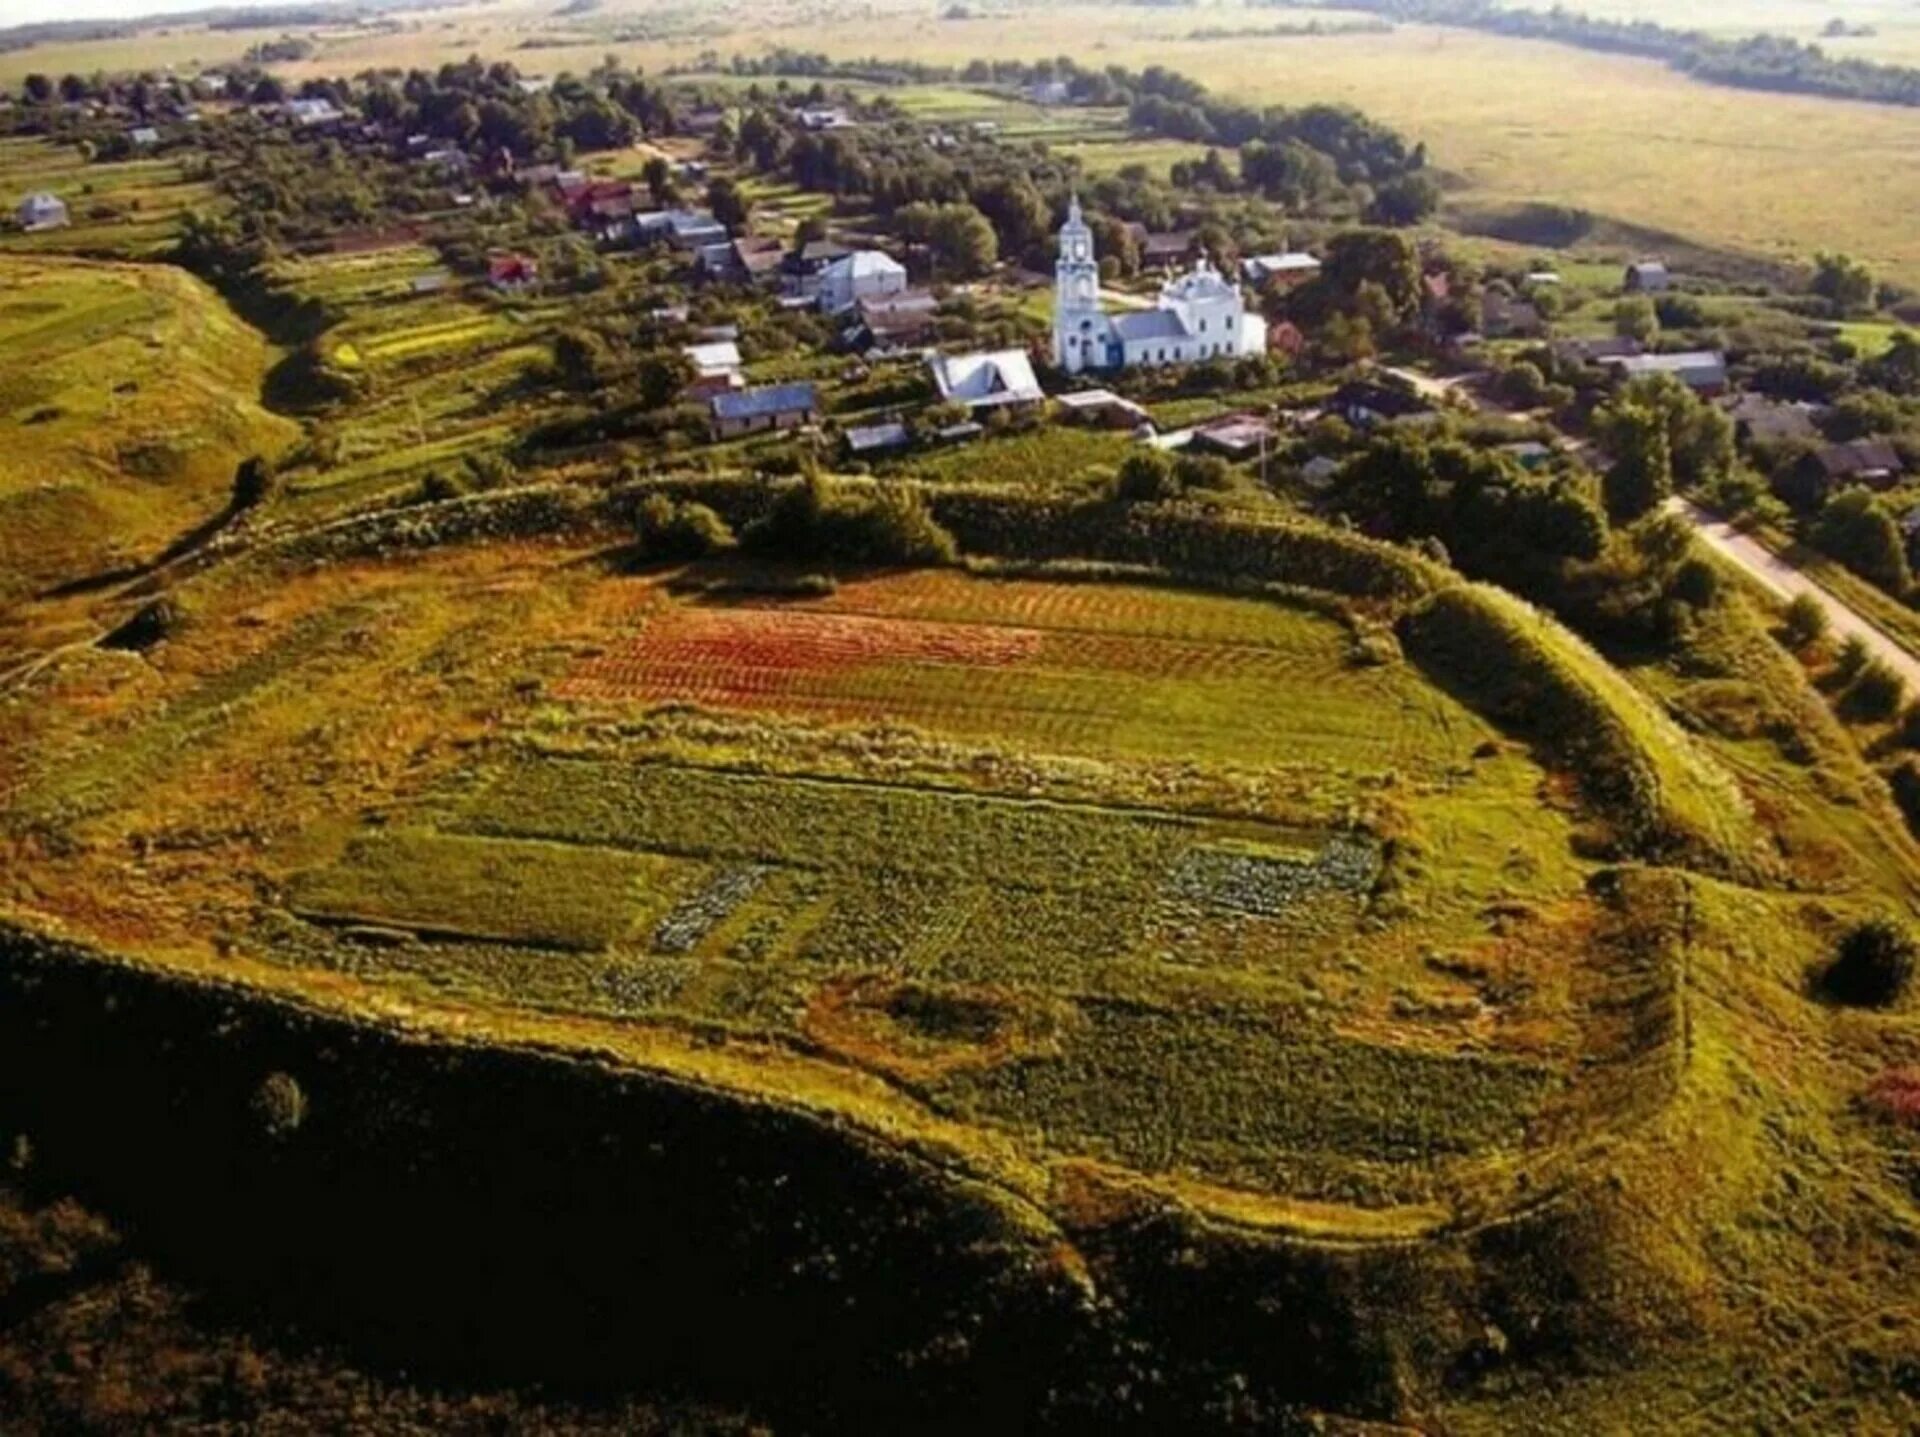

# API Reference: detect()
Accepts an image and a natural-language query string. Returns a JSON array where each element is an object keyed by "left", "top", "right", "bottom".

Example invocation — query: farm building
[
  {"left": 410, "top": 271, "right": 451, "bottom": 294},
  {"left": 1242, "top": 252, "right": 1320, "bottom": 288},
  {"left": 844, "top": 421, "right": 913, "bottom": 458},
  {"left": 1604, "top": 350, "right": 1728, "bottom": 396},
  {"left": 796, "top": 106, "right": 854, "bottom": 131},
  {"left": 710, "top": 383, "right": 820, "bottom": 439},
  {"left": 817, "top": 250, "right": 909, "bottom": 314},
  {"left": 1192, "top": 414, "right": 1278, "bottom": 462},
  {"left": 1554, "top": 336, "right": 1643, "bottom": 366},
  {"left": 1055, "top": 199, "right": 1265, "bottom": 376},
  {"left": 1054, "top": 388, "right": 1152, "bottom": 430},
  {"left": 16, "top": 192, "right": 68, "bottom": 231},
  {"left": 928, "top": 349, "right": 1045, "bottom": 414},
  {"left": 1624, "top": 261, "right": 1672, "bottom": 293},
  {"left": 128, "top": 126, "right": 159, "bottom": 147}
]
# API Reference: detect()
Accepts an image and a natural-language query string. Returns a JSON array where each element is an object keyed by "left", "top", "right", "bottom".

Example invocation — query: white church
[{"left": 1052, "top": 196, "right": 1266, "bottom": 375}]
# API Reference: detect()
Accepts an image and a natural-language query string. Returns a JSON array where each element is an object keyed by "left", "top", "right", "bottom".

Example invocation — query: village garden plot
[
  {"left": 0, "top": 534, "right": 1631, "bottom": 1211},
  {"left": 244, "top": 565, "right": 1598, "bottom": 1202},
  {"left": 0, "top": 136, "right": 218, "bottom": 260}
]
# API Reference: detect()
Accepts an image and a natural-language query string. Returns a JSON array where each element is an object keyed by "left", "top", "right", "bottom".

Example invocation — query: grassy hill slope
[{"left": 0, "top": 256, "right": 298, "bottom": 608}]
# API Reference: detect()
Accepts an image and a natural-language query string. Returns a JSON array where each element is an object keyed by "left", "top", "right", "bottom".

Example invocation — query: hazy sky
[{"left": 5, "top": 0, "right": 301, "bottom": 27}]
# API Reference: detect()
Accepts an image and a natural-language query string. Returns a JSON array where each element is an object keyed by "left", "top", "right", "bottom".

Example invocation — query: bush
[
  {"left": 743, "top": 475, "right": 956, "bottom": 568},
  {"left": 415, "top": 470, "right": 472, "bottom": 505},
  {"left": 1820, "top": 919, "right": 1915, "bottom": 1008},
  {"left": 1834, "top": 634, "right": 1872, "bottom": 684},
  {"left": 1889, "top": 759, "right": 1920, "bottom": 831},
  {"left": 1895, "top": 703, "right": 1920, "bottom": 749},
  {"left": 232, "top": 455, "right": 277, "bottom": 510},
  {"left": 636, "top": 494, "right": 735, "bottom": 561},
  {"left": 1842, "top": 659, "right": 1906, "bottom": 721},
  {"left": 1668, "top": 557, "right": 1719, "bottom": 610},
  {"left": 99, "top": 596, "right": 185, "bottom": 652},
  {"left": 1780, "top": 592, "right": 1829, "bottom": 649},
  {"left": 252, "top": 1071, "right": 307, "bottom": 1138},
  {"left": 1115, "top": 450, "right": 1179, "bottom": 503}
]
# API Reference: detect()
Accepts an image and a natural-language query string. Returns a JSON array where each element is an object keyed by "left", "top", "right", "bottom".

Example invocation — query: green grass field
[{"left": 0, "top": 255, "right": 297, "bottom": 607}]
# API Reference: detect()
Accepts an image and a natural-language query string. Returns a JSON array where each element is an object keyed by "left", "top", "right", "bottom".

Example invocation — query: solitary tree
[
  {"left": 706, "top": 176, "right": 750, "bottom": 230},
  {"left": 1598, "top": 402, "right": 1672, "bottom": 522}
]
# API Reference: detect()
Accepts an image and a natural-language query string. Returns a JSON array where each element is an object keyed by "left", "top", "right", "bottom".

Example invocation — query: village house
[
  {"left": 128, "top": 126, "right": 159, "bottom": 148},
  {"left": 683, "top": 340, "right": 745, "bottom": 398},
  {"left": 1624, "top": 260, "right": 1672, "bottom": 294},
  {"left": 1025, "top": 79, "right": 1072, "bottom": 105},
  {"left": 1724, "top": 392, "right": 1821, "bottom": 447},
  {"left": 710, "top": 382, "right": 820, "bottom": 440},
  {"left": 698, "top": 235, "right": 787, "bottom": 287},
  {"left": 1055, "top": 198, "right": 1265, "bottom": 375},
  {"left": 1127, "top": 224, "right": 1202, "bottom": 273},
  {"left": 1481, "top": 291, "right": 1546, "bottom": 340},
  {"left": 850, "top": 290, "right": 940, "bottom": 351},
  {"left": 796, "top": 106, "right": 855, "bottom": 131},
  {"left": 487, "top": 254, "right": 539, "bottom": 293},
  {"left": 785, "top": 239, "right": 854, "bottom": 293},
  {"left": 817, "top": 249, "right": 909, "bottom": 314},
  {"left": 15, "top": 191, "right": 69, "bottom": 231},
  {"left": 1332, "top": 381, "right": 1434, "bottom": 428},
  {"left": 1604, "top": 350, "right": 1728, "bottom": 396},
  {"left": 283, "top": 97, "right": 344, "bottom": 129},
  {"left": 928, "top": 349, "right": 1045, "bottom": 414},
  {"left": 1777, "top": 439, "right": 1906, "bottom": 508}
]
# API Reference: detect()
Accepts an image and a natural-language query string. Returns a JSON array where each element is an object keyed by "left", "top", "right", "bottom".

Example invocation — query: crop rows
[
  {"left": 651, "top": 862, "right": 773, "bottom": 954},
  {"left": 815, "top": 571, "right": 1337, "bottom": 647}
]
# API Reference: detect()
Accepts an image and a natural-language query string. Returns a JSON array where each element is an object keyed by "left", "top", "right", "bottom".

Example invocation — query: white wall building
[
  {"left": 817, "top": 250, "right": 908, "bottom": 314},
  {"left": 1052, "top": 196, "right": 1265, "bottom": 375}
]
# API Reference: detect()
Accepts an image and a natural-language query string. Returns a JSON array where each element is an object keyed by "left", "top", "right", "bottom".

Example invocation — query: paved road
[{"left": 1668, "top": 495, "right": 1920, "bottom": 691}]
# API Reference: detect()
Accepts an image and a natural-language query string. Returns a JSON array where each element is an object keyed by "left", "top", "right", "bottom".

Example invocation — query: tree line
[{"left": 1300, "top": 0, "right": 1920, "bottom": 108}]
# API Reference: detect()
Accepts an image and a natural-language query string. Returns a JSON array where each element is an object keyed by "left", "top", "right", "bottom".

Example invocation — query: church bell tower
[{"left": 1053, "top": 194, "right": 1104, "bottom": 373}]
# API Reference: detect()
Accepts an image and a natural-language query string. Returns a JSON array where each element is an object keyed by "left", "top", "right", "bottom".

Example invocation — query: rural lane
[{"left": 1667, "top": 496, "right": 1920, "bottom": 692}]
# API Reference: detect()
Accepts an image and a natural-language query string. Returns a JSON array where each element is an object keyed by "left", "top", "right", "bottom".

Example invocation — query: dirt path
[{"left": 1669, "top": 495, "right": 1920, "bottom": 692}]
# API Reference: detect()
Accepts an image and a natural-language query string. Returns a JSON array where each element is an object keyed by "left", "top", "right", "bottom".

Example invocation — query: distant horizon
[{"left": 3, "top": 0, "right": 338, "bottom": 30}]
